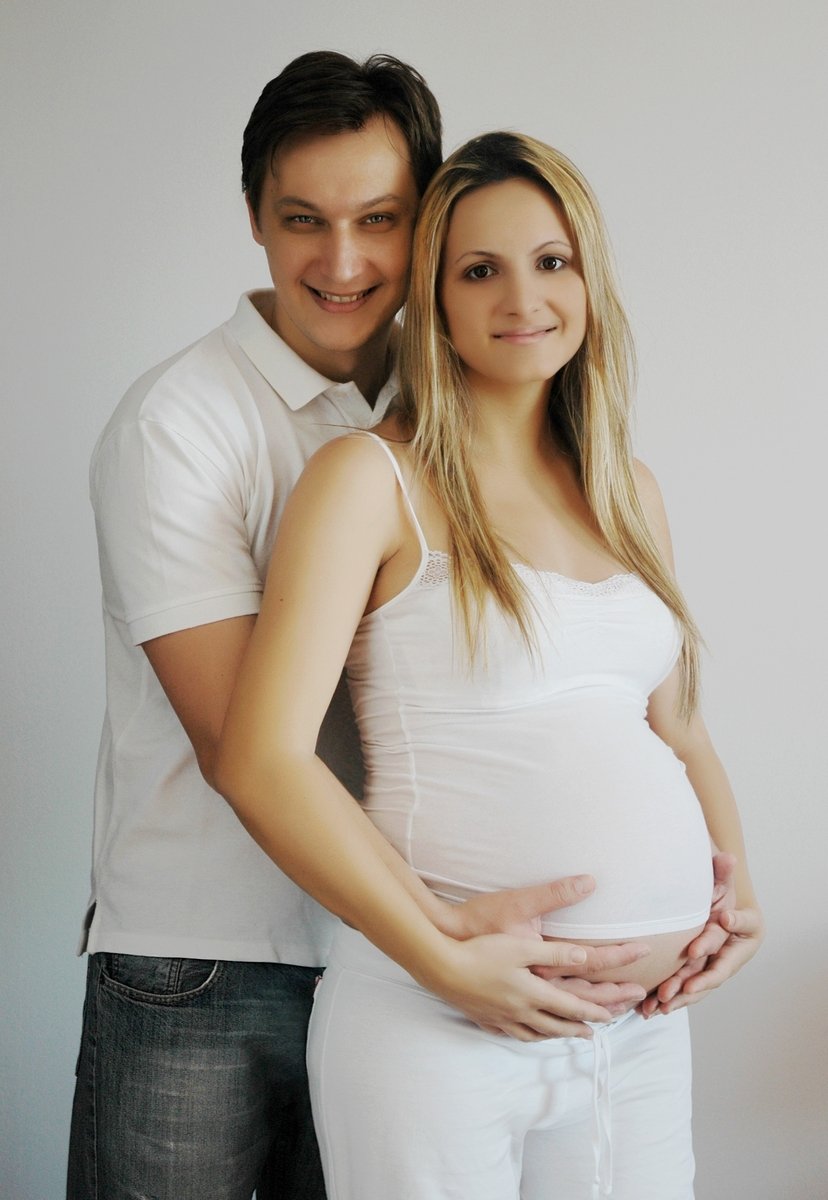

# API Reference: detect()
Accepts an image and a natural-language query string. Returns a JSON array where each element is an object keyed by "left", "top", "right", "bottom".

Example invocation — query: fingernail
[
  {"left": 569, "top": 948, "right": 587, "bottom": 964},
  {"left": 573, "top": 875, "right": 593, "bottom": 894}
]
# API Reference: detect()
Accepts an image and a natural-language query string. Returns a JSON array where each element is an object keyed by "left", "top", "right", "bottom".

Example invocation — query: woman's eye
[
  {"left": 364, "top": 213, "right": 390, "bottom": 225},
  {"left": 539, "top": 255, "right": 565, "bottom": 271},
  {"left": 466, "top": 264, "right": 494, "bottom": 280}
]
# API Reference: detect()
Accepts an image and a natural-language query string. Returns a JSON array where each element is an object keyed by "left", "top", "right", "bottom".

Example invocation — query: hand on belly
[{"left": 543, "top": 924, "right": 707, "bottom": 996}]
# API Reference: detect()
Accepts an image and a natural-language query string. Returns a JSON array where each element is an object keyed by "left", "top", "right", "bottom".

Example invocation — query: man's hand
[
  {"left": 546, "top": 968, "right": 649, "bottom": 1019},
  {"left": 429, "top": 875, "right": 650, "bottom": 1034},
  {"left": 641, "top": 853, "right": 764, "bottom": 1016},
  {"left": 425, "top": 932, "right": 645, "bottom": 1041},
  {"left": 437, "top": 873, "right": 592, "bottom": 940}
]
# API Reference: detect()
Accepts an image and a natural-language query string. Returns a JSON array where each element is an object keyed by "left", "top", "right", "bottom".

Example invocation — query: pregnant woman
[{"left": 217, "top": 131, "right": 761, "bottom": 1198}]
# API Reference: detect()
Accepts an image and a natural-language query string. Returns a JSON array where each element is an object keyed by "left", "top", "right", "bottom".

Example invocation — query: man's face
[{"left": 248, "top": 115, "right": 419, "bottom": 381}]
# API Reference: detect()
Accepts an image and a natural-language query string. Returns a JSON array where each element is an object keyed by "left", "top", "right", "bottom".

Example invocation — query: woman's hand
[
  {"left": 641, "top": 904, "right": 765, "bottom": 1016},
  {"left": 641, "top": 853, "right": 764, "bottom": 1016}
]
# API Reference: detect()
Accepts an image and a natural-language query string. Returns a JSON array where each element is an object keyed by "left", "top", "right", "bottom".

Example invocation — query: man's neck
[
  {"left": 349, "top": 334, "right": 394, "bottom": 409},
  {"left": 323, "top": 325, "right": 396, "bottom": 408},
  {"left": 262, "top": 292, "right": 394, "bottom": 408}
]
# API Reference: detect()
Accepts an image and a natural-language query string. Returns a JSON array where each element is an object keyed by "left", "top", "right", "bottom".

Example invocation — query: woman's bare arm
[
  {"left": 635, "top": 461, "right": 764, "bottom": 1011},
  {"left": 215, "top": 436, "right": 643, "bottom": 1039}
]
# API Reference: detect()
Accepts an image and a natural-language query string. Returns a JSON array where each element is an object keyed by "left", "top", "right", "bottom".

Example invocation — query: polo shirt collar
[
  {"left": 229, "top": 291, "right": 398, "bottom": 416},
  {"left": 229, "top": 291, "right": 332, "bottom": 410}
]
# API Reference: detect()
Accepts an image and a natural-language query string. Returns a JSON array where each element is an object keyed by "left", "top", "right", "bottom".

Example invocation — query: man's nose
[{"left": 319, "top": 228, "right": 364, "bottom": 284}]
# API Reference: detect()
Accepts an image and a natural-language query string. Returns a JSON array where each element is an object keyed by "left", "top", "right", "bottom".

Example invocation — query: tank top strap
[{"left": 350, "top": 431, "right": 430, "bottom": 567}]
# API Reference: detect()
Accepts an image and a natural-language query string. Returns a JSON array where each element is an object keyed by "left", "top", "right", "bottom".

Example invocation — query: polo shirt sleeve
[{"left": 91, "top": 415, "right": 263, "bottom": 645}]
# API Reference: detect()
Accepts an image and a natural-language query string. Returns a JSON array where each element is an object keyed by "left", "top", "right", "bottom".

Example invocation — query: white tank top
[{"left": 346, "top": 435, "right": 713, "bottom": 937}]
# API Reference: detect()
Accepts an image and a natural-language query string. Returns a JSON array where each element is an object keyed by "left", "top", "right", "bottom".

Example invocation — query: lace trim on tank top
[
  {"left": 420, "top": 551, "right": 451, "bottom": 587},
  {"left": 420, "top": 549, "right": 638, "bottom": 596},
  {"left": 348, "top": 436, "right": 639, "bottom": 602}
]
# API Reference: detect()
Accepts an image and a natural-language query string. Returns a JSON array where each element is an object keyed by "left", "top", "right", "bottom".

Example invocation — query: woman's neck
[{"left": 467, "top": 379, "right": 556, "bottom": 466}]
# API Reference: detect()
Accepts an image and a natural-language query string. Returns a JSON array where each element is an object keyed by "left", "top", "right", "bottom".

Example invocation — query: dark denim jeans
[{"left": 67, "top": 953, "right": 326, "bottom": 1200}]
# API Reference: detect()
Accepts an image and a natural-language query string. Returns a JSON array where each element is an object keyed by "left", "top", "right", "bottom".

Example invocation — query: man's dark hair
[{"left": 242, "top": 51, "right": 443, "bottom": 218}]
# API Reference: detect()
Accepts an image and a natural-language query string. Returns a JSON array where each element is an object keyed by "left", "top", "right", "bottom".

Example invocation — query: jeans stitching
[
  {"left": 169, "top": 957, "right": 182, "bottom": 993},
  {"left": 100, "top": 959, "right": 223, "bottom": 1005},
  {"left": 70, "top": 958, "right": 325, "bottom": 1200},
  {"left": 91, "top": 962, "right": 100, "bottom": 1200}
]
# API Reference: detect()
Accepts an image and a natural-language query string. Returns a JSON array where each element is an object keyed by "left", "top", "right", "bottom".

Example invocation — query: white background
[{"left": 2, "top": 2, "right": 826, "bottom": 1196}]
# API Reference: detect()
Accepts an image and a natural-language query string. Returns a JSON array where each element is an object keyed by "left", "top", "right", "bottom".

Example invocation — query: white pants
[{"left": 308, "top": 925, "right": 695, "bottom": 1200}]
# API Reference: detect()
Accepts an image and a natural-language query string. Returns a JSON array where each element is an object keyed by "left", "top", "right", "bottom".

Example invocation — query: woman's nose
[{"left": 503, "top": 270, "right": 542, "bottom": 318}]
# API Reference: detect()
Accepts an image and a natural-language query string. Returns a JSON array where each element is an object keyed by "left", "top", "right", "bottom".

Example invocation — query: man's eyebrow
[
  {"left": 273, "top": 193, "right": 410, "bottom": 213},
  {"left": 356, "top": 193, "right": 409, "bottom": 211},
  {"left": 452, "top": 239, "right": 573, "bottom": 265},
  {"left": 274, "top": 196, "right": 322, "bottom": 212}
]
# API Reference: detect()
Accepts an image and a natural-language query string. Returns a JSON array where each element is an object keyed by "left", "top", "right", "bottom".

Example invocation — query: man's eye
[
  {"left": 286, "top": 214, "right": 318, "bottom": 226},
  {"left": 539, "top": 255, "right": 565, "bottom": 271},
  {"left": 466, "top": 264, "right": 494, "bottom": 280}
]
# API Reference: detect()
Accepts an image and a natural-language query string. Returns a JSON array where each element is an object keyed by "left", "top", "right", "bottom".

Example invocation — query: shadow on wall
[{"left": 691, "top": 929, "right": 828, "bottom": 1199}]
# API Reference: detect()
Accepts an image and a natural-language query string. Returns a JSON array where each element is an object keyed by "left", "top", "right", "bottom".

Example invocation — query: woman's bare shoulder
[
  {"left": 633, "top": 457, "right": 664, "bottom": 506},
  {"left": 301, "top": 426, "right": 403, "bottom": 487},
  {"left": 633, "top": 458, "right": 674, "bottom": 564}
]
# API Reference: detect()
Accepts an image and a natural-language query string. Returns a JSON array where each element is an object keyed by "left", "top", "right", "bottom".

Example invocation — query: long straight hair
[{"left": 397, "top": 131, "right": 701, "bottom": 716}]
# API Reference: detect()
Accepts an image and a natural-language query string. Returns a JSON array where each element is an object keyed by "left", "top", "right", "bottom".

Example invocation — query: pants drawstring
[{"left": 591, "top": 1025, "right": 613, "bottom": 1197}]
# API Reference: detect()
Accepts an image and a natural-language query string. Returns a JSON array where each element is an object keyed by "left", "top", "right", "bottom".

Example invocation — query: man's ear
[{"left": 246, "top": 194, "right": 264, "bottom": 246}]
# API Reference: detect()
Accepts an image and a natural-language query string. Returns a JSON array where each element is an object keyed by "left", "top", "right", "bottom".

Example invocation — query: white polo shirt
[{"left": 81, "top": 290, "right": 397, "bottom": 966}]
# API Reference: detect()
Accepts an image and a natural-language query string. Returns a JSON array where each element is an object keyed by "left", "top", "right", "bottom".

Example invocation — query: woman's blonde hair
[{"left": 397, "top": 131, "right": 701, "bottom": 716}]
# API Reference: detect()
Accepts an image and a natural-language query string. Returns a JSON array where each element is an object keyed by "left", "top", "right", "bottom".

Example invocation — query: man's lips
[{"left": 307, "top": 284, "right": 379, "bottom": 311}]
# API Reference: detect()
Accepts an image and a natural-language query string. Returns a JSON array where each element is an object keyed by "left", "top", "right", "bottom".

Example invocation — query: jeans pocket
[{"left": 100, "top": 954, "right": 222, "bottom": 1004}]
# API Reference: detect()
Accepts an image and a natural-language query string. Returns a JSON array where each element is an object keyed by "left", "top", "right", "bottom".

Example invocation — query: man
[{"left": 68, "top": 50, "right": 758, "bottom": 1200}]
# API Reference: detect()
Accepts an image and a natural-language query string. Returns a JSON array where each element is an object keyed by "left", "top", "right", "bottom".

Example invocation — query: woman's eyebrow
[{"left": 452, "top": 239, "right": 573, "bottom": 265}]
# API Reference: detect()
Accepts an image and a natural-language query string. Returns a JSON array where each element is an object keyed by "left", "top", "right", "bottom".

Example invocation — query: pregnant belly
[
  {"left": 543, "top": 924, "right": 707, "bottom": 994},
  {"left": 364, "top": 701, "right": 714, "bottom": 943}
]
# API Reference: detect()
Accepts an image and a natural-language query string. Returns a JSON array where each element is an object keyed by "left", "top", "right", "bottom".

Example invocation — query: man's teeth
[{"left": 317, "top": 289, "right": 370, "bottom": 303}]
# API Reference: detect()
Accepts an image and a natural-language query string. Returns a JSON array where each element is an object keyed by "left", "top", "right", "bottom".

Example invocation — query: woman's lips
[{"left": 493, "top": 326, "right": 555, "bottom": 344}]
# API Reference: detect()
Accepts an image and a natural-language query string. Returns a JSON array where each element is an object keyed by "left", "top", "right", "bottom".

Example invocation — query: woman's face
[{"left": 439, "top": 178, "right": 587, "bottom": 397}]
